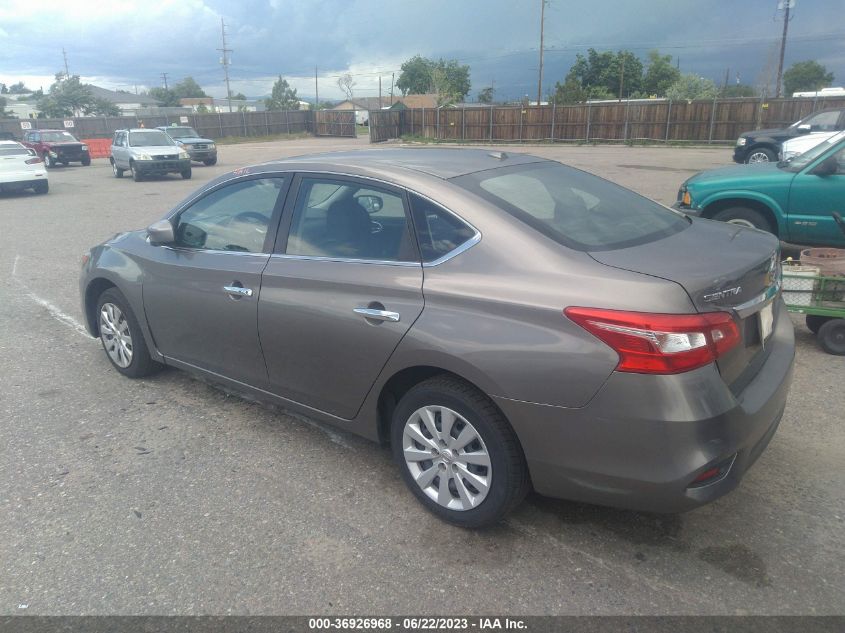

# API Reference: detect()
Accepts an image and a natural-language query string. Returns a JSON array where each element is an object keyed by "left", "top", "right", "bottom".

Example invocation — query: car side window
[
  {"left": 804, "top": 111, "right": 840, "bottom": 132},
  {"left": 286, "top": 177, "right": 416, "bottom": 262},
  {"left": 173, "top": 177, "right": 286, "bottom": 253},
  {"left": 409, "top": 194, "right": 476, "bottom": 263}
]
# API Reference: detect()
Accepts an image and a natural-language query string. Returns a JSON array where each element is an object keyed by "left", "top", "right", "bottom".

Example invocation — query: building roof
[
  {"left": 333, "top": 94, "right": 440, "bottom": 110},
  {"left": 88, "top": 85, "right": 159, "bottom": 105}
]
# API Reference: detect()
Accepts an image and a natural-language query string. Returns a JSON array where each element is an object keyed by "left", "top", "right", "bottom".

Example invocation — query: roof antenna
[{"left": 488, "top": 151, "right": 508, "bottom": 160}]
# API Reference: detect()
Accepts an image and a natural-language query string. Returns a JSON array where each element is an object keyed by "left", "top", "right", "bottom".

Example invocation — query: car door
[
  {"left": 787, "top": 143, "right": 845, "bottom": 247},
  {"left": 258, "top": 174, "right": 424, "bottom": 419},
  {"left": 141, "top": 175, "right": 290, "bottom": 387}
]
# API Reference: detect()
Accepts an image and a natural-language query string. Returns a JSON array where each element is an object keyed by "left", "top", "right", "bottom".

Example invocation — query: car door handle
[
  {"left": 223, "top": 285, "right": 253, "bottom": 297},
  {"left": 353, "top": 308, "right": 400, "bottom": 322}
]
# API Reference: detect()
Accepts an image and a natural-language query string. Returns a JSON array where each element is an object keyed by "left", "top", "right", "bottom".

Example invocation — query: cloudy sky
[{"left": 1, "top": 0, "right": 843, "bottom": 101}]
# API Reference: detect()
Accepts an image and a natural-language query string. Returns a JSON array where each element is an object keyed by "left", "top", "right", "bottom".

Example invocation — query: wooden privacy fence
[
  {"left": 0, "top": 109, "right": 316, "bottom": 141},
  {"left": 314, "top": 110, "right": 357, "bottom": 137},
  {"left": 369, "top": 97, "right": 845, "bottom": 144}
]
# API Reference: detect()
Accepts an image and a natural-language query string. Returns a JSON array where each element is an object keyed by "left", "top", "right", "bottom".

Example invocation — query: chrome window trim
[
  {"left": 153, "top": 241, "right": 270, "bottom": 257},
  {"left": 270, "top": 253, "right": 421, "bottom": 267}
]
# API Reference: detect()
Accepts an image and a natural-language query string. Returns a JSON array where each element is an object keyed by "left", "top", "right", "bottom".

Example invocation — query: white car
[
  {"left": 0, "top": 140, "right": 48, "bottom": 194},
  {"left": 780, "top": 130, "right": 840, "bottom": 161}
]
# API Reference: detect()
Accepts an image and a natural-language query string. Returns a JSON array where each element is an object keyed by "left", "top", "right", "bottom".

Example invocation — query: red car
[{"left": 21, "top": 129, "right": 91, "bottom": 168}]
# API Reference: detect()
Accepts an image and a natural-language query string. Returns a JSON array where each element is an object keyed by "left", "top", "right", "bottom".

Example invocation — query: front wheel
[
  {"left": 112, "top": 160, "right": 124, "bottom": 178},
  {"left": 96, "top": 288, "right": 160, "bottom": 377},
  {"left": 745, "top": 147, "right": 776, "bottom": 163},
  {"left": 711, "top": 206, "right": 775, "bottom": 234},
  {"left": 391, "top": 376, "right": 529, "bottom": 528},
  {"left": 203, "top": 157, "right": 217, "bottom": 166},
  {"left": 82, "top": 156, "right": 91, "bottom": 166},
  {"left": 181, "top": 167, "right": 192, "bottom": 180},
  {"left": 130, "top": 162, "right": 142, "bottom": 181},
  {"left": 818, "top": 318, "right": 845, "bottom": 355}
]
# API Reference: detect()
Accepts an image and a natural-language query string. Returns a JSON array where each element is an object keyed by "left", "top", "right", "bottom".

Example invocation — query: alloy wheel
[
  {"left": 402, "top": 405, "right": 492, "bottom": 511},
  {"left": 747, "top": 151, "right": 771, "bottom": 163},
  {"left": 99, "top": 302, "right": 133, "bottom": 368}
]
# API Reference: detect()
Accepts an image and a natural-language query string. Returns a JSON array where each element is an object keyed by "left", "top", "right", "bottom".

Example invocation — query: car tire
[
  {"left": 818, "top": 318, "right": 845, "bottom": 356},
  {"left": 33, "top": 180, "right": 48, "bottom": 194},
  {"left": 96, "top": 288, "right": 161, "bottom": 378},
  {"left": 82, "top": 156, "right": 91, "bottom": 166},
  {"left": 130, "top": 162, "right": 142, "bottom": 182},
  {"left": 112, "top": 160, "right": 124, "bottom": 178},
  {"left": 806, "top": 314, "right": 831, "bottom": 335},
  {"left": 203, "top": 158, "right": 217, "bottom": 166},
  {"left": 391, "top": 375, "right": 530, "bottom": 528},
  {"left": 181, "top": 167, "right": 192, "bottom": 180},
  {"left": 60, "top": 160, "right": 69, "bottom": 166},
  {"left": 745, "top": 147, "right": 777, "bottom": 164},
  {"left": 43, "top": 153, "right": 54, "bottom": 168},
  {"left": 711, "top": 206, "right": 775, "bottom": 234}
]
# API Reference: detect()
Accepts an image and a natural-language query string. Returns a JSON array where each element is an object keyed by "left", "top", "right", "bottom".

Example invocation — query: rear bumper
[
  {"left": 0, "top": 170, "right": 47, "bottom": 187},
  {"left": 494, "top": 297, "right": 795, "bottom": 513}
]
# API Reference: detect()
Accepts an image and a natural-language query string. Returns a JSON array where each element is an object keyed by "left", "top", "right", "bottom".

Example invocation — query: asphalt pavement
[{"left": 0, "top": 138, "right": 843, "bottom": 615}]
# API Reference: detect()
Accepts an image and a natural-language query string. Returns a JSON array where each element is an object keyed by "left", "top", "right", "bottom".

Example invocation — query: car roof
[
  {"left": 0, "top": 140, "right": 24, "bottom": 147},
  {"left": 263, "top": 148, "right": 548, "bottom": 180}
]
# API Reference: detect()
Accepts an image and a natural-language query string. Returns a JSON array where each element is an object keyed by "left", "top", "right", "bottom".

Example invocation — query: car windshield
[
  {"left": 129, "top": 131, "right": 175, "bottom": 147},
  {"left": 41, "top": 131, "right": 78, "bottom": 142},
  {"left": 780, "top": 131, "right": 845, "bottom": 172},
  {"left": 166, "top": 127, "right": 199, "bottom": 139},
  {"left": 452, "top": 162, "right": 689, "bottom": 251}
]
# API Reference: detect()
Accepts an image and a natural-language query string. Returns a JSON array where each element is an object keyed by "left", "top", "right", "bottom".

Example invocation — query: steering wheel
[{"left": 234, "top": 211, "right": 268, "bottom": 225}]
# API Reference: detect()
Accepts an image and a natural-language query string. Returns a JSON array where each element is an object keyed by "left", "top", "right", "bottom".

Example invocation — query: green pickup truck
[{"left": 676, "top": 131, "right": 845, "bottom": 247}]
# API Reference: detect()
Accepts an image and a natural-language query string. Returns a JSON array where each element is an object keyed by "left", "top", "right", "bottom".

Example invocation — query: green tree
[
  {"left": 564, "top": 48, "right": 643, "bottom": 98},
  {"left": 396, "top": 55, "right": 471, "bottom": 101},
  {"left": 8, "top": 81, "right": 29, "bottom": 94},
  {"left": 83, "top": 97, "right": 120, "bottom": 117},
  {"left": 148, "top": 87, "right": 180, "bottom": 107},
  {"left": 265, "top": 76, "right": 299, "bottom": 110},
  {"left": 232, "top": 92, "right": 248, "bottom": 101},
  {"left": 196, "top": 103, "right": 210, "bottom": 114},
  {"left": 665, "top": 74, "right": 718, "bottom": 100},
  {"left": 551, "top": 76, "right": 587, "bottom": 104},
  {"left": 172, "top": 76, "right": 207, "bottom": 98},
  {"left": 0, "top": 96, "right": 17, "bottom": 118},
  {"left": 477, "top": 86, "right": 494, "bottom": 104},
  {"left": 782, "top": 61, "right": 834, "bottom": 96},
  {"left": 642, "top": 50, "right": 680, "bottom": 97},
  {"left": 0, "top": 84, "right": 7, "bottom": 94},
  {"left": 721, "top": 84, "right": 758, "bottom": 98},
  {"left": 37, "top": 75, "right": 94, "bottom": 117}
]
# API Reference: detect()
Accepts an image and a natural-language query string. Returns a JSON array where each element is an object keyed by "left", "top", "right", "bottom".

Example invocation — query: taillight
[
  {"left": 564, "top": 307, "right": 741, "bottom": 374},
  {"left": 25, "top": 157, "right": 43, "bottom": 165}
]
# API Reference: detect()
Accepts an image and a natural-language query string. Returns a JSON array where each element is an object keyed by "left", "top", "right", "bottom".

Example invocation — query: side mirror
[
  {"left": 797, "top": 124, "right": 811, "bottom": 134},
  {"left": 811, "top": 155, "right": 839, "bottom": 177},
  {"left": 147, "top": 219, "right": 175, "bottom": 245},
  {"left": 357, "top": 195, "right": 383, "bottom": 214}
]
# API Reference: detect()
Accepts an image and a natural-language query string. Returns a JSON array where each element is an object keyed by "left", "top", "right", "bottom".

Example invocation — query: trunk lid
[{"left": 589, "top": 218, "right": 780, "bottom": 388}]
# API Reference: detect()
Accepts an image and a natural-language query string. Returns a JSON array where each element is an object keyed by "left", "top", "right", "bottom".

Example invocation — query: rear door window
[
  {"left": 452, "top": 162, "right": 688, "bottom": 251},
  {"left": 409, "top": 194, "right": 477, "bottom": 263}
]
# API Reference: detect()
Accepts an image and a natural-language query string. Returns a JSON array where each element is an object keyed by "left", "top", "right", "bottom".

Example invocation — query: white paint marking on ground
[{"left": 11, "top": 255, "right": 89, "bottom": 339}]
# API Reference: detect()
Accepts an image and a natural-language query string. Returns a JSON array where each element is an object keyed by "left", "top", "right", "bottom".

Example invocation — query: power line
[
  {"left": 217, "top": 18, "right": 233, "bottom": 112},
  {"left": 62, "top": 48, "right": 69, "bottom": 78}
]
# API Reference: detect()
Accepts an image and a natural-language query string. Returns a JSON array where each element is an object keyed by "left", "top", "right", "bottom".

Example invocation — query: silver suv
[{"left": 110, "top": 129, "right": 192, "bottom": 182}]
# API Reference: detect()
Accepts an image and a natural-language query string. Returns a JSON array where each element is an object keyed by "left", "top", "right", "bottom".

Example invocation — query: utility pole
[
  {"left": 160, "top": 73, "right": 169, "bottom": 90},
  {"left": 537, "top": 0, "right": 546, "bottom": 106},
  {"left": 378, "top": 76, "right": 382, "bottom": 109},
  {"left": 62, "top": 48, "right": 70, "bottom": 78},
  {"left": 775, "top": 0, "right": 793, "bottom": 98},
  {"left": 722, "top": 68, "right": 730, "bottom": 95},
  {"left": 390, "top": 72, "right": 395, "bottom": 102},
  {"left": 618, "top": 57, "right": 625, "bottom": 102},
  {"left": 314, "top": 66, "right": 319, "bottom": 109},
  {"left": 218, "top": 18, "right": 233, "bottom": 112}
]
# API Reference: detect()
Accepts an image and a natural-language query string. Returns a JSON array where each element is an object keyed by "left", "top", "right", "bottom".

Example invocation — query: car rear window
[
  {"left": 0, "top": 145, "right": 29, "bottom": 156},
  {"left": 452, "top": 162, "right": 688, "bottom": 251}
]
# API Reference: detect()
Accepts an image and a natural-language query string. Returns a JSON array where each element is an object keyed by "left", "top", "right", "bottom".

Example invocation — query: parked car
[
  {"left": 733, "top": 107, "right": 845, "bottom": 164},
  {"left": 0, "top": 140, "right": 48, "bottom": 194},
  {"left": 157, "top": 125, "right": 218, "bottom": 165},
  {"left": 678, "top": 131, "right": 845, "bottom": 247},
  {"left": 21, "top": 129, "right": 91, "bottom": 168},
  {"left": 80, "top": 149, "right": 794, "bottom": 527},
  {"left": 110, "top": 129, "right": 191, "bottom": 181},
  {"left": 780, "top": 130, "right": 839, "bottom": 161}
]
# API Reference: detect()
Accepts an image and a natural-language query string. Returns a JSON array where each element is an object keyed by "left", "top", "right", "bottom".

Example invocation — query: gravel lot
[{"left": 1, "top": 137, "right": 843, "bottom": 615}]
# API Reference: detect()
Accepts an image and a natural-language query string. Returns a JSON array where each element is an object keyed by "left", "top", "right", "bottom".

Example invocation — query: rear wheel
[
  {"left": 711, "top": 206, "right": 775, "bottom": 234},
  {"left": 391, "top": 376, "right": 529, "bottom": 528},
  {"left": 806, "top": 314, "right": 831, "bottom": 334},
  {"left": 33, "top": 180, "right": 48, "bottom": 194},
  {"left": 181, "top": 167, "right": 192, "bottom": 180},
  {"left": 112, "top": 160, "right": 124, "bottom": 178},
  {"left": 818, "top": 318, "right": 845, "bottom": 355},
  {"left": 96, "top": 288, "right": 160, "bottom": 377},
  {"left": 745, "top": 148, "right": 776, "bottom": 163}
]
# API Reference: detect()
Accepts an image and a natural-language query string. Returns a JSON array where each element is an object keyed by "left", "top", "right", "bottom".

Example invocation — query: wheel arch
[
  {"left": 700, "top": 194, "right": 785, "bottom": 237},
  {"left": 83, "top": 277, "right": 117, "bottom": 336}
]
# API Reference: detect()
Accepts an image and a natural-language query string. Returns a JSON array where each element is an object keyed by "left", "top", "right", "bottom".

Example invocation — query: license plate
[{"left": 759, "top": 302, "right": 774, "bottom": 343}]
